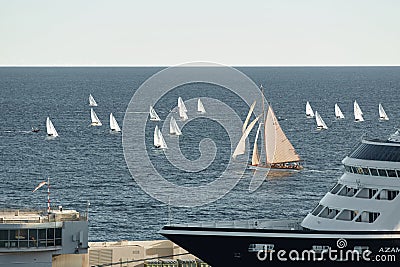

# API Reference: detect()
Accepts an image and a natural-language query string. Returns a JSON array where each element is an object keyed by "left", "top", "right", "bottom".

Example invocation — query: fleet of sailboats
[
  {"left": 90, "top": 108, "right": 102, "bottom": 126},
  {"left": 46, "top": 117, "right": 59, "bottom": 137},
  {"left": 89, "top": 94, "right": 98, "bottom": 107},
  {"left": 149, "top": 106, "right": 161, "bottom": 121},
  {"left": 154, "top": 125, "right": 168, "bottom": 149},
  {"left": 353, "top": 100, "right": 364, "bottom": 122},
  {"left": 109, "top": 113, "right": 121, "bottom": 132},
  {"left": 334, "top": 103, "right": 345, "bottom": 119},
  {"left": 197, "top": 98, "right": 206, "bottom": 113},
  {"left": 306, "top": 101, "right": 314, "bottom": 118},
  {"left": 169, "top": 117, "right": 182, "bottom": 135},
  {"left": 315, "top": 111, "right": 328, "bottom": 130},
  {"left": 379, "top": 103, "right": 389, "bottom": 121}
]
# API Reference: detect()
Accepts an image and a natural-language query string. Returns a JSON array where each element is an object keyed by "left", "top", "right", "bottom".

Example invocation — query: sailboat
[
  {"left": 178, "top": 97, "right": 187, "bottom": 112},
  {"left": 379, "top": 103, "right": 389, "bottom": 121},
  {"left": 90, "top": 108, "right": 102, "bottom": 126},
  {"left": 315, "top": 111, "right": 328, "bottom": 130},
  {"left": 353, "top": 100, "right": 364, "bottom": 122},
  {"left": 306, "top": 101, "right": 314, "bottom": 118},
  {"left": 234, "top": 104, "right": 302, "bottom": 170},
  {"left": 334, "top": 103, "right": 345, "bottom": 119},
  {"left": 109, "top": 113, "right": 121, "bottom": 132},
  {"left": 169, "top": 117, "right": 182, "bottom": 135},
  {"left": 46, "top": 117, "right": 59, "bottom": 137},
  {"left": 149, "top": 106, "right": 161, "bottom": 121},
  {"left": 179, "top": 106, "right": 188, "bottom": 121},
  {"left": 89, "top": 94, "right": 98, "bottom": 107},
  {"left": 197, "top": 99, "right": 206, "bottom": 113},
  {"left": 154, "top": 125, "right": 168, "bottom": 149}
]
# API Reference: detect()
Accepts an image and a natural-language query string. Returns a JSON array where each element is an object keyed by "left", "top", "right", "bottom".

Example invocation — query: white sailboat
[
  {"left": 178, "top": 97, "right": 187, "bottom": 112},
  {"left": 109, "top": 113, "right": 121, "bottom": 132},
  {"left": 334, "top": 103, "right": 345, "bottom": 119},
  {"left": 169, "top": 117, "right": 182, "bottom": 135},
  {"left": 46, "top": 117, "right": 59, "bottom": 137},
  {"left": 179, "top": 106, "right": 188, "bottom": 121},
  {"left": 315, "top": 111, "right": 328, "bottom": 130},
  {"left": 90, "top": 108, "right": 102, "bottom": 126},
  {"left": 154, "top": 125, "right": 168, "bottom": 149},
  {"left": 149, "top": 106, "right": 161, "bottom": 121},
  {"left": 306, "top": 101, "right": 314, "bottom": 118},
  {"left": 197, "top": 99, "right": 206, "bottom": 113},
  {"left": 379, "top": 103, "right": 389, "bottom": 121},
  {"left": 234, "top": 104, "right": 302, "bottom": 170},
  {"left": 354, "top": 100, "right": 364, "bottom": 122},
  {"left": 89, "top": 94, "right": 98, "bottom": 107}
]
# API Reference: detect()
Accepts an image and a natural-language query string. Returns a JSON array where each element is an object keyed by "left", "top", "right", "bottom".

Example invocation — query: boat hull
[{"left": 160, "top": 226, "right": 400, "bottom": 266}]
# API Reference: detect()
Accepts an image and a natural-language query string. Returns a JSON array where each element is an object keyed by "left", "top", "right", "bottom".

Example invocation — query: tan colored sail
[
  {"left": 233, "top": 115, "right": 260, "bottom": 159},
  {"left": 242, "top": 101, "right": 256, "bottom": 134},
  {"left": 264, "top": 106, "right": 301, "bottom": 164},
  {"left": 251, "top": 124, "right": 262, "bottom": 165}
]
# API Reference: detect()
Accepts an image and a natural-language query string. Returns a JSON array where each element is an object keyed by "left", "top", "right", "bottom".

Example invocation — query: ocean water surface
[{"left": 0, "top": 66, "right": 399, "bottom": 241}]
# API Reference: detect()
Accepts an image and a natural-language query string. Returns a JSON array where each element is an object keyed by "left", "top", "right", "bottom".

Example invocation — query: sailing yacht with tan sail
[{"left": 233, "top": 103, "right": 302, "bottom": 170}]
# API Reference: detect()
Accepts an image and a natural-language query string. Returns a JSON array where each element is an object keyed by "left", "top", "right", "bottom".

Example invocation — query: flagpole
[{"left": 47, "top": 177, "right": 50, "bottom": 213}]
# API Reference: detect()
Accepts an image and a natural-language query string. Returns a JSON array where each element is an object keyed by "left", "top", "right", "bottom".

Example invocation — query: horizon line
[{"left": 0, "top": 64, "right": 399, "bottom": 67}]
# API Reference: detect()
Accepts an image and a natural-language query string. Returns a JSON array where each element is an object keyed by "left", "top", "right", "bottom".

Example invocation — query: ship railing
[{"left": 169, "top": 219, "right": 303, "bottom": 230}]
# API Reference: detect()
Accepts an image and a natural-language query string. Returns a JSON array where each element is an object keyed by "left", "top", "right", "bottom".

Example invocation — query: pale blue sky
[{"left": 0, "top": 0, "right": 399, "bottom": 66}]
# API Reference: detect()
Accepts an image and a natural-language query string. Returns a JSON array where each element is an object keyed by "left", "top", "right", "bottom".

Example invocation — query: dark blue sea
[{"left": 0, "top": 67, "right": 399, "bottom": 242}]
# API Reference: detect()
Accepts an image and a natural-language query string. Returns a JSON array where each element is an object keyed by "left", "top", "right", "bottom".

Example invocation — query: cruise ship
[
  {"left": 160, "top": 131, "right": 400, "bottom": 266},
  {"left": 0, "top": 207, "right": 88, "bottom": 267}
]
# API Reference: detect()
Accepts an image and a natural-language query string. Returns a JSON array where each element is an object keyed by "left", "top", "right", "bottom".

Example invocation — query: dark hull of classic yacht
[{"left": 160, "top": 225, "right": 400, "bottom": 266}]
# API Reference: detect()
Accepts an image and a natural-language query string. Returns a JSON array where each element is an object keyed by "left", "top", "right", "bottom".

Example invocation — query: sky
[{"left": 0, "top": 0, "right": 399, "bottom": 66}]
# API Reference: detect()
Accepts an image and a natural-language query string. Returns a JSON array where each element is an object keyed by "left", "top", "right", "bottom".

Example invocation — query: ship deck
[{"left": 167, "top": 218, "right": 304, "bottom": 231}]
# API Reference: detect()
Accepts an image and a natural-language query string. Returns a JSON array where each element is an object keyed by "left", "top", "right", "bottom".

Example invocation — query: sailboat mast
[{"left": 260, "top": 84, "right": 268, "bottom": 166}]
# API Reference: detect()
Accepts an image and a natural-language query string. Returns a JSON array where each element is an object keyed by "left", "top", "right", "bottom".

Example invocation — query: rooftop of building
[{"left": 0, "top": 207, "right": 86, "bottom": 224}]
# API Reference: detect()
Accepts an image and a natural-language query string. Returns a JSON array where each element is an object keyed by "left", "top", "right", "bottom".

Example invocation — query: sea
[{"left": 0, "top": 66, "right": 399, "bottom": 242}]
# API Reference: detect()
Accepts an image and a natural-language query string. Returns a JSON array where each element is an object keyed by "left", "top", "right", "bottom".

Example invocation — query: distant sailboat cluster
[
  {"left": 306, "top": 101, "right": 390, "bottom": 130},
  {"left": 150, "top": 97, "right": 206, "bottom": 149},
  {"left": 39, "top": 94, "right": 122, "bottom": 138}
]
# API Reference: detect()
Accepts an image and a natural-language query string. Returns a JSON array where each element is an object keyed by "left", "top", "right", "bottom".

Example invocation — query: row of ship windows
[
  {"left": 311, "top": 204, "right": 380, "bottom": 223},
  {"left": 0, "top": 228, "right": 62, "bottom": 248},
  {"left": 344, "top": 165, "right": 400, "bottom": 178},
  {"left": 330, "top": 183, "right": 399, "bottom": 200}
]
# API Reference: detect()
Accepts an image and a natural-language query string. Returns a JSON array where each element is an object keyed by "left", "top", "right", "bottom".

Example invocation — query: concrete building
[{"left": 0, "top": 208, "right": 88, "bottom": 267}]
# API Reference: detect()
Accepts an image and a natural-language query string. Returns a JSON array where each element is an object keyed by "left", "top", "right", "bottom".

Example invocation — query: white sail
[
  {"left": 90, "top": 108, "right": 102, "bottom": 126},
  {"left": 109, "top": 113, "right": 121, "bottom": 132},
  {"left": 251, "top": 123, "right": 262, "bottom": 166},
  {"left": 46, "top": 117, "right": 59, "bottom": 137},
  {"left": 354, "top": 100, "right": 364, "bottom": 122},
  {"left": 179, "top": 106, "right": 188, "bottom": 121},
  {"left": 306, "top": 101, "right": 314, "bottom": 118},
  {"left": 379, "top": 103, "right": 389, "bottom": 120},
  {"left": 232, "top": 115, "right": 260, "bottom": 159},
  {"left": 154, "top": 125, "right": 160, "bottom": 147},
  {"left": 89, "top": 94, "right": 98, "bottom": 107},
  {"left": 242, "top": 101, "right": 256, "bottom": 134},
  {"left": 154, "top": 125, "right": 167, "bottom": 149},
  {"left": 265, "top": 106, "right": 301, "bottom": 164},
  {"left": 178, "top": 97, "right": 187, "bottom": 112},
  {"left": 334, "top": 103, "right": 345, "bottom": 119},
  {"left": 149, "top": 106, "right": 161, "bottom": 121},
  {"left": 197, "top": 98, "right": 206, "bottom": 113},
  {"left": 169, "top": 117, "right": 182, "bottom": 135},
  {"left": 315, "top": 111, "right": 328, "bottom": 130}
]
